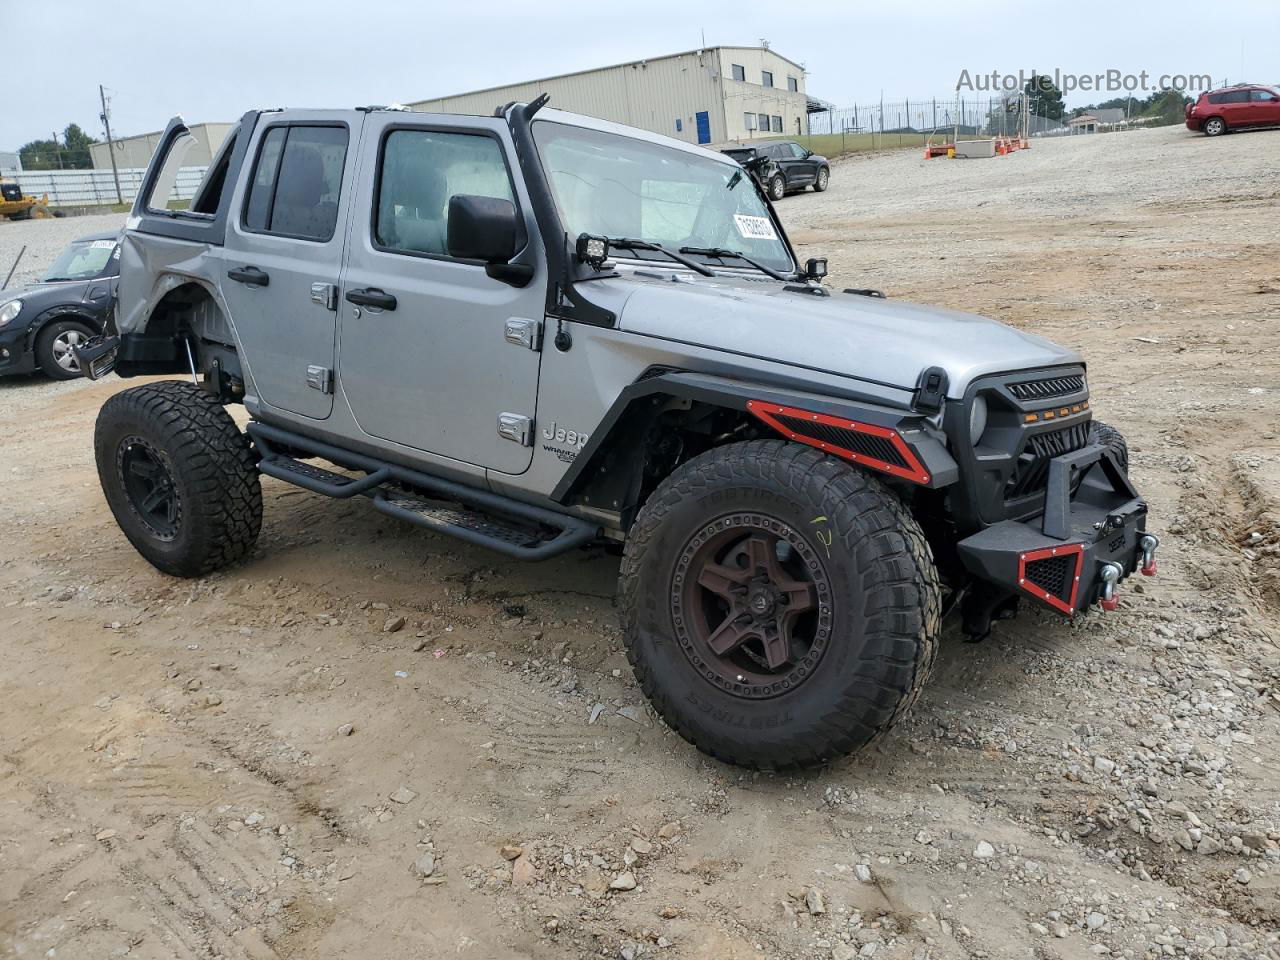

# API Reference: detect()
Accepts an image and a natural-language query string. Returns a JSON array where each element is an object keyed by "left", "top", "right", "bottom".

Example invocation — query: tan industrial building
[
  {"left": 90, "top": 122, "right": 233, "bottom": 170},
  {"left": 92, "top": 45, "right": 810, "bottom": 170},
  {"left": 407, "top": 45, "right": 811, "bottom": 146}
]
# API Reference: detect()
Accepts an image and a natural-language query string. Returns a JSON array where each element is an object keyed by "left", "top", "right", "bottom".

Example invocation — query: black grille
[
  {"left": 774, "top": 414, "right": 908, "bottom": 468},
  {"left": 1008, "top": 374, "right": 1085, "bottom": 402},
  {"left": 1005, "top": 422, "right": 1091, "bottom": 500},
  {"left": 1024, "top": 554, "right": 1074, "bottom": 603}
]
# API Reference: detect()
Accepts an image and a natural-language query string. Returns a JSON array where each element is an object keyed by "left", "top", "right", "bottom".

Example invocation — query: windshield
[
  {"left": 532, "top": 121, "right": 794, "bottom": 274},
  {"left": 43, "top": 238, "right": 118, "bottom": 282}
]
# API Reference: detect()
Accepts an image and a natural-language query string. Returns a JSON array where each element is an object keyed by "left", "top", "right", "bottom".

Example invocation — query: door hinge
[
  {"left": 310, "top": 282, "right": 338, "bottom": 311},
  {"left": 497, "top": 412, "right": 533, "bottom": 446},
  {"left": 504, "top": 317, "right": 542, "bottom": 351},
  {"left": 306, "top": 365, "right": 333, "bottom": 394}
]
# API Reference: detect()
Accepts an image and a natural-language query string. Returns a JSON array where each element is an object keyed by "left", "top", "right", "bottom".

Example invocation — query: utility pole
[{"left": 99, "top": 84, "right": 124, "bottom": 205}]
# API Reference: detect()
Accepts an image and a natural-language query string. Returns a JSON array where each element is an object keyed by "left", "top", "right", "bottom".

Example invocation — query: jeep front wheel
[
  {"left": 618, "top": 441, "right": 941, "bottom": 770},
  {"left": 95, "top": 380, "right": 262, "bottom": 577}
]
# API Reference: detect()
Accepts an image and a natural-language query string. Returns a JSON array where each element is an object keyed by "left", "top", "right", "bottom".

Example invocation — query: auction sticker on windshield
[{"left": 733, "top": 214, "right": 777, "bottom": 241}]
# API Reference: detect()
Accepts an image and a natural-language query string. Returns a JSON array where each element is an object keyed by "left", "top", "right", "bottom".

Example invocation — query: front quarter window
[{"left": 532, "top": 120, "right": 794, "bottom": 274}]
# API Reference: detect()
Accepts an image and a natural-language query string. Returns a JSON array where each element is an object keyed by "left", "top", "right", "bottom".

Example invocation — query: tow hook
[
  {"left": 1139, "top": 533, "right": 1159, "bottom": 576},
  {"left": 1098, "top": 562, "right": 1123, "bottom": 612}
]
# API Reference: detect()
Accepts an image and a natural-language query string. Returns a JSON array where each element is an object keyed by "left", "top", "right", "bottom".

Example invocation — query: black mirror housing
[{"left": 447, "top": 195, "right": 519, "bottom": 263}]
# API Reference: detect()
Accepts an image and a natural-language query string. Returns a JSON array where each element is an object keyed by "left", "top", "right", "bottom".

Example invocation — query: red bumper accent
[
  {"left": 1100, "top": 595, "right": 1119, "bottom": 612},
  {"left": 1141, "top": 558, "right": 1157, "bottom": 576},
  {"left": 1017, "top": 543, "right": 1084, "bottom": 615},
  {"left": 746, "top": 401, "right": 931, "bottom": 485}
]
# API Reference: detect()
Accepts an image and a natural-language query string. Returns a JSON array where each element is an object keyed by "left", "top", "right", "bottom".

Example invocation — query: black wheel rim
[
  {"left": 671, "top": 513, "right": 832, "bottom": 699},
  {"left": 118, "top": 436, "right": 182, "bottom": 541}
]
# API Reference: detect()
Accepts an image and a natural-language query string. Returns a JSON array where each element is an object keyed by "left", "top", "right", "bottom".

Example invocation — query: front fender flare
[{"left": 550, "top": 370, "right": 959, "bottom": 504}]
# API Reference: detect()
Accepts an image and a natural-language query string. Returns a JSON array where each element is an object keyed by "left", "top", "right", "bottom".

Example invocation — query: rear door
[
  {"left": 336, "top": 113, "right": 545, "bottom": 474},
  {"left": 219, "top": 112, "right": 362, "bottom": 420}
]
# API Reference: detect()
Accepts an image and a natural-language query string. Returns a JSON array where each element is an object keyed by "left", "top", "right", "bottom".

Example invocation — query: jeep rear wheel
[
  {"left": 95, "top": 380, "right": 262, "bottom": 577},
  {"left": 619, "top": 441, "right": 941, "bottom": 770}
]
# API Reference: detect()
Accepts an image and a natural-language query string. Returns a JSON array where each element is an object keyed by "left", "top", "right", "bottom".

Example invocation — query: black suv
[
  {"left": 722, "top": 140, "right": 830, "bottom": 201},
  {"left": 0, "top": 232, "right": 119, "bottom": 380}
]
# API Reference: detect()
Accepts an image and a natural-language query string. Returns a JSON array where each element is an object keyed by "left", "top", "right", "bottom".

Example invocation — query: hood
[
  {"left": 1, "top": 279, "right": 93, "bottom": 305},
  {"left": 611, "top": 272, "right": 1080, "bottom": 398}
]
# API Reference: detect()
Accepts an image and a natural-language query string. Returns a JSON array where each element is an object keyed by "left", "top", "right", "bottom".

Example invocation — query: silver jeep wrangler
[{"left": 81, "top": 97, "right": 1157, "bottom": 770}]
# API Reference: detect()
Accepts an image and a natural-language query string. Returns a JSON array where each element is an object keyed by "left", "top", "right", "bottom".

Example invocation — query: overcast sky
[{"left": 7, "top": 0, "right": 1277, "bottom": 149}]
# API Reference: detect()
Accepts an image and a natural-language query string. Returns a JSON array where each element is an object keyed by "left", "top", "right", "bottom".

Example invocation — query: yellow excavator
[{"left": 0, "top": 180, "right": 54, "bottom": 220}]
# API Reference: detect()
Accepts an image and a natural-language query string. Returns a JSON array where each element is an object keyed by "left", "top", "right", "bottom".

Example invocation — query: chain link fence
[{"left": 796, "top": 96, "right": 1076, "bottom": 157}]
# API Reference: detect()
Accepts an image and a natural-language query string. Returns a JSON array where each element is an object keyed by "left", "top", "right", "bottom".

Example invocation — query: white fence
[{"left": 11, "top": 166, "right": 210, "bottom": 208}]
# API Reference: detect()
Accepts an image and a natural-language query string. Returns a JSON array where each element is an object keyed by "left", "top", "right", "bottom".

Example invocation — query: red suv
[{"left": 1186, "top": 84, "right": 1280, "bottom": 136}]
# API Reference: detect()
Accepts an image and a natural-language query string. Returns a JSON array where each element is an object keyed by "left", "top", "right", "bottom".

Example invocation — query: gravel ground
[{"left": 1, "top": 126, "right": 1278, "bottom": 960}]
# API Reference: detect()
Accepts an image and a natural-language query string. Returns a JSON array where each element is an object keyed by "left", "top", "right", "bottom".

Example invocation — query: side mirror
[
  {"left": 447, "top": 194, "right": 533, "bottom": 286},
  {"left": 447, "top": 194, "right": 517, "bottom": 263}
]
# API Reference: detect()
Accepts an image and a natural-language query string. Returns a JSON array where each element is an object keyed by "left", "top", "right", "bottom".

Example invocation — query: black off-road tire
[
  {"left": 94, "top": 380, "right": 262, "bottom": 577},
  {"left": 618, "top": 440, "right": 941, "bottom": 770},
  {"left": 768, "top": 174, "right": 786, "bottom": 202},
  {"left": 1090, "top": 420, "right": 1129, "bottom": 473}
]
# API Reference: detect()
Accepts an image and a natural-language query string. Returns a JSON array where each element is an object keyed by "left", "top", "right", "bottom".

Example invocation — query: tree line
[{"left": 17, "top": 123, "right": 100, "bottom": 170}]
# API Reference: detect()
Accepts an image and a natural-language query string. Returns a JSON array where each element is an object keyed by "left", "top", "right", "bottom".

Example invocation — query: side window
[
  {"left": 375, "top": 129, "right": 515, "bottom": 258},
  {"left": 243, "top": 125, "right": 348, "bottom": 241},
  {"left": 744, "top": 112, "right": 755, "bottom": 130},
  {"left": 757, "top": 113, "right": 769, "bottom": 132},
  {"left": 771, "top": 116, "right": 783, "bottom": 133},
  {"left": 145, "top": 128, "right": 200, "bottom": 213},
  {"left": 1251, "top": 89, "right": 1278, "bottom": 102},
  {"left": 190, "top": 125, "right": 239, "bottom": 215},
  {"left": 787, "top": 76, "right": 799, "bottom": 92},
  {"left": 1224, "top": 90, "right": 1250, "bottom": 104},
  {"left": 731, "top": 64, "right": 745, "bottom": 82},
  {"left": 762, "top": 70, "right": 774, "bottom": 87},
  {"left": 1208, "top": 93, "right": 1225, "bottom": 104}
]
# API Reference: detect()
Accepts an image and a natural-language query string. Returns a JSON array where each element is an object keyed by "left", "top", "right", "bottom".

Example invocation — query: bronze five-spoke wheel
[
  {"left": 620, "top": 440, "right": 940, "bottom": 770},
  {"left": 673, "top": 518, "right": 830, "bottom": 698}
]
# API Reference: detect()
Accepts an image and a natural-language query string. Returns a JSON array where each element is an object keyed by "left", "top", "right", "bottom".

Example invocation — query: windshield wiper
[
  {"left": 679, "top": 246, "right": 794, "bottom": 282},
  {"left": 605, "top": 237, "right": 715, "bottom": 277}
]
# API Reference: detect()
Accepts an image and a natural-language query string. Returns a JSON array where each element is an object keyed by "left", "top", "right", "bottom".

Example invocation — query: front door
[
  {"left": 1244, "top": 88, "right": 1280, "bottom": 125},
  {"left": 337, "top": 114, "right": 545, "bottom": 474},
  {"left": 778, "top": 141, "right": 817, "bottom": 187},
  {"left": 220, "top": 114, "right": 361, "bottom": 420}
]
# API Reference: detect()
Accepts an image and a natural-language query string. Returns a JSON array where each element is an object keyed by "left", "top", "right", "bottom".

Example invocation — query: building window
[
  {"left": 771, "top": 115, "right": 783, "bottom": 132},
  {"left": 758, "top": 113, "right": 769, "bottom": 132},
  {"left": 787, "top": 76, "right": 798, "bottom": 92},
  {"left": 731, "top": 63, "right": 745, "bottom": 82},
  {"left": 744, "top": 112, "right": 756, "bottom": 131},
  {"left": 762, "top": 70, "right": 773, "bottom": 87}
]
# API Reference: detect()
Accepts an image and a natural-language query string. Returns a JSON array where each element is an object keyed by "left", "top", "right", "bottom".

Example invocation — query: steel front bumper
[{"left": 957, "top": 442, "right": 1156, "bottom": 615}]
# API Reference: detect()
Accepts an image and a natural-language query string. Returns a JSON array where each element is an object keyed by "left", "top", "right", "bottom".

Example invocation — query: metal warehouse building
[
  {"left": 90, "top": 122, "right": 233, "bottom": 171},
  {"left": 407, "top": 45, "right": 811, "bottom": 146}
]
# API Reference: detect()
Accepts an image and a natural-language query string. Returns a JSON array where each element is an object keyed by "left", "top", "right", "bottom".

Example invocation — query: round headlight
[
  {"left": 969, "top": 395, "right": 989, "bottom": 445},
  {"left": 0, "top": 299, "right": 22, "bottom": 326}
]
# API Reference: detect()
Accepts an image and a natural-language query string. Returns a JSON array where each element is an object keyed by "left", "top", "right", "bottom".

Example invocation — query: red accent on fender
[
  {"left": 1016, "top": 543, "right": 1084, "bottom": 615},
  {"left": 1141, "top": 558, "right": 1156, "bottom": 577},
  {"left": 745, "top": 401, "right": 932, "bottom": 485}
]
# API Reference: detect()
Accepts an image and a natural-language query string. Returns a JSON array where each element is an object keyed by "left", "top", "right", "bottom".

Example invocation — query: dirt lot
[{"left": 2, "top": 125, "right": 1278, "bottom": 960}]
